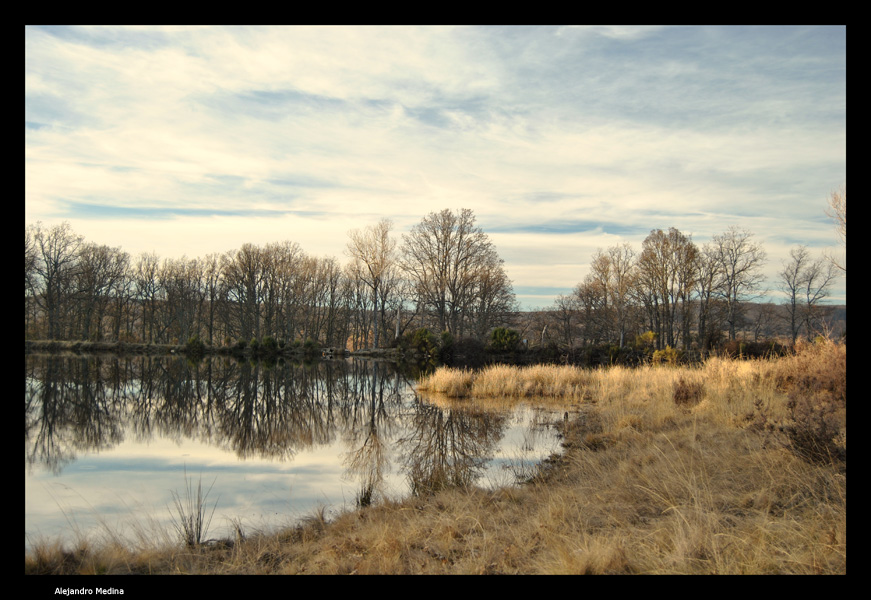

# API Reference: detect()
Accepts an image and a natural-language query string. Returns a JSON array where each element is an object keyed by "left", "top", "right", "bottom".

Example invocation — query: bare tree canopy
[
  {"left": 346, "top": 219, "right": 397, "bottom": 348},
  {"left": 825, "top": 185, "right": 846, "bottom": 273},
  {"left": 712, "top": 226, "right": 767, "bottom": 341},
  {"left": 635, "top": 228, "right": 699, "bottom": 350},
  {"left": 400, "top": 208, "right": 515, "bottom": 337},
  {"left": 28, "top": 222, "right": 84, "bottom": 340},
  {"left": 779, "top": 245, "right": 838, "bottom": 343},
  {"left": 585, "top": 243, "right": 638, "bottom": 348}
]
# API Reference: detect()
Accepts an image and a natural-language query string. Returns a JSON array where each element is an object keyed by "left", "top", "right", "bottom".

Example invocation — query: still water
[{"left": 25, "top": 354, "right": 567, "bottom": 551}]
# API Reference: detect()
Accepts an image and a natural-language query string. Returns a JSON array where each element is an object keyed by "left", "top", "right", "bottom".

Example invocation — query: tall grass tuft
[
  {"left": 417, "top": 363, "right": 594, "bottom": 400},
  {"left": 169, "top": 467, "right": 218, "bottom": 548},
  {"left": 415, "top": 367, "right": 476, "bottom": 397}
]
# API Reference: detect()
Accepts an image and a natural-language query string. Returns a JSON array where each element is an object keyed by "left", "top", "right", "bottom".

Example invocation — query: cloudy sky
[{"left": 25, "top": 25, "right": 846, "bottom": 308}]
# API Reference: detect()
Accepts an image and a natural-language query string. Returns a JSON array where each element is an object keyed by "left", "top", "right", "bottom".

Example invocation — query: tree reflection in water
[
  {"left": 26, "top": 353, "right": 561, "bottom": 545},
  {"left": 341, "top": 361, "right": 396, "bottom": 507},
  {"left": 400, "top": 401, "right": 506, "bottom": 496}
]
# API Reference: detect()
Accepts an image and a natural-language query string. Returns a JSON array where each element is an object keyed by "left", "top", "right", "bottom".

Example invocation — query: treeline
[
  {"left": 24, "top": 210, "right": 844, "bottom": 356},
  {"left": 24, "top": 209, "right": 516, "bottom": 350},
  {"left": 531, "top": 226, "right": 842, "bottom": 355}
]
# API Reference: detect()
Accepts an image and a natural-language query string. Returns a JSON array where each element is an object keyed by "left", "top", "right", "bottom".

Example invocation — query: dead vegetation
[{"left": 26, "top": 340, "right": 845, "bottom": 574}]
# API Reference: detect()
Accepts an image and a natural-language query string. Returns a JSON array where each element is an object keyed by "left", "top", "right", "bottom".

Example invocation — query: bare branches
[
  {"left": 400, "top": 208, "right": 514, "bottom": 338},
  {"left": 711, "top": 227, "right": 767, "bottom": 341},
  {"left": 779, "top": 246, "right": 838, "bottom": 343},
  {"left": 825, "top": 185, "right": 846, "bottom": 273},
  {"left": 346, "top": 219, "right": 397, "bottom": 348}
]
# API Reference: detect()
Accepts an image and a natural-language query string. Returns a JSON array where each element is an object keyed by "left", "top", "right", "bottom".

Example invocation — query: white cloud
[
  {"left": 557, "top": 25, "right": 668, "bottom": 41},
  {"left": 25, "top": 25, "right": 846, "bottom": 308}
]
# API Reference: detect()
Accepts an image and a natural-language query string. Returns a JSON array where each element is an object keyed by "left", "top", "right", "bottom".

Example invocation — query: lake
[{"left": 25, "top": 354, "right": 569, "bottom": 551}]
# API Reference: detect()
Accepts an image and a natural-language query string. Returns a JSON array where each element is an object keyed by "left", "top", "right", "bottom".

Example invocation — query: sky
[{"left": 25, "top": 25, "right": 846, "bottom": 308}]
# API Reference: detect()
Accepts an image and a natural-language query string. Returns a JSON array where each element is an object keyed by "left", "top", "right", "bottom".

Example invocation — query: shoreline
[{"left": 24, "top": 339, "right": 404, "bottom": 360}]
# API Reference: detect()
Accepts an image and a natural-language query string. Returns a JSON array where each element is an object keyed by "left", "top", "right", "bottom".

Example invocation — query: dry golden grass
[
  {"left": 417, "top": 363, "right": 596, "bottom": 402},
  {"left": 26, "top": 341, "right": 846, "bottom": 574}
]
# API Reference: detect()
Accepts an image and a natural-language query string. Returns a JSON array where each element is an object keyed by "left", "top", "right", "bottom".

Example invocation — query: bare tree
[
  {"left": 160, "top": 256, "right": 205, "bottom": 344},
  {"left": 635, "top": 228, "right": 698, "bottom": 349},
  {"left": 222, "top": 243, "right": 268, "bottom": 342},
  {"left": 109, "top": 265, "right": 136, "bottom": 342},
  {"left": 466, "top": 250, "right": 517, "bottom": 340},
  {"left": 200, "top": 253, "right": 224, "bottom": 346},
  {"left": 25, "top": 226, "right": 39, "bottom": 337},
  {"left": 268, "top": 241, "right": 306, "bottom": 344},
  {"left": 586, "top": 243, "right": 638, "bottom": 347},
  {"left": 346, "top": 260, "right": 374, "bottom": 350},
  {"left": 749, "top": 302, "right": 779, "bottom": 342},
  {"left": 318, "top": 255, "right": 352, "bottom": 348},
  {"left": 825, "top": 184, "right": 846, "bottom": 273},
  {"left": 30, "top": 222, "right": 84, "bottom": 340},
  {"left": 695, "top": 242, "right": 726, "bottom": 353},
  {"left": 549, "top": 293, "right": 580, "bottom": 349},
  {"left": 712, "top": 227, "right": 767, "bottom": 341},
  {"left": 572, "top": 280, "right": 606, "bottom": 346},
  {"left": 401, "top": 208, "right": 513, "bottom": 339},
  {"left": 401, "top": 209, "right": 465, "bottom": 335},
  {"left": 75, "top": 243, "right": 129, "bottom": 341},
  {"left": 261, "top": 241, "right": 304, "bottom": 341},
  {"left": 346, "top": 219, "right": 397, "bottom": 348},
  {"left": 779, "top": 245, "right": 838, "bottom": 343},
  {"left": 780, "top": 246, "right": 810, "bottom": 344},
  {"left": 134, "top": 252, "right": 163, "bottom": 343}
]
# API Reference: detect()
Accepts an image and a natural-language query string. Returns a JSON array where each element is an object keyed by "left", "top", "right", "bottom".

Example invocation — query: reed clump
[
  {"left": 168, "top": 469, "right": 218, "bottom": 548},
  {"left": 417, "top": 363, "right": 595, "bottom": 400},
  {"left": 26, "top": 341, "right": 845, "bottom": 574},
  {"left": 415, "top": 367, "right": 477, "bottom": 397}
]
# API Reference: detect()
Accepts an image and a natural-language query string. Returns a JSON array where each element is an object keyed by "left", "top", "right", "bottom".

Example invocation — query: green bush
[
  {"left": 398, "top": 328, "right": 440, "bottom": 357},
  {"left": 414, "top": 328, "right": 439, "bottom": 355},
  {"left": 440, "top": 330, "right": 454, "bottom": 351},
  {"left": 262, "top": 335, "right": 278, "bottom": 354},
  {"left": 184, "top": 334, "right": 205, "bottom": 357},
  {"left": 451, "top": 337, "right": 487, "bottom": 366},
  {"left": 489, "top": 327, "right": 520, "bottom": 352},
  {"left": 302, "top": 337, "right": 319, "bottom": 356},
  {"left": 439, "top": 331, "right": 455, "bottom": 361}
]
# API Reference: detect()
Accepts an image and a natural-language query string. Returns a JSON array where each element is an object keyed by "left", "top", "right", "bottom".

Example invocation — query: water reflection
[
  {"left": 25, "top": 354, "right": 564, "bottom": 548},
  {"left": 401, "top": 402, "right": 505, "bottom": 495}
]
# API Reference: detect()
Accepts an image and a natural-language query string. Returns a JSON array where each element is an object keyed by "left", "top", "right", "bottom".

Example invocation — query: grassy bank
[{"left": 25, "top": 340, "right": 845, "bottom": 574}]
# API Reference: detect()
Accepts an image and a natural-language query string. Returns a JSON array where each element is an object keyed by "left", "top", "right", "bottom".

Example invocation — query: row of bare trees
[
  {"left": 24, "top": 188, "right": 845, "bottom": 352},
  {"left": 25, "top": 208, "right": 517, "bottom": 349},
  {"left": 24, "top": 223, "right": 360, "bottom": 347},
  {"left": 547, "top": 222, "right": 841, "bottom": 352}
]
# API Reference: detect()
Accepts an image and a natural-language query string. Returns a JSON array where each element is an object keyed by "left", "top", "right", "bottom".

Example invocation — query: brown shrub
[
  {"left": 672, "top": 376, "right": 705, "bottom": 408},
  {"left": 767, "top": 341, "right": 846, "bottom": 466}
]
